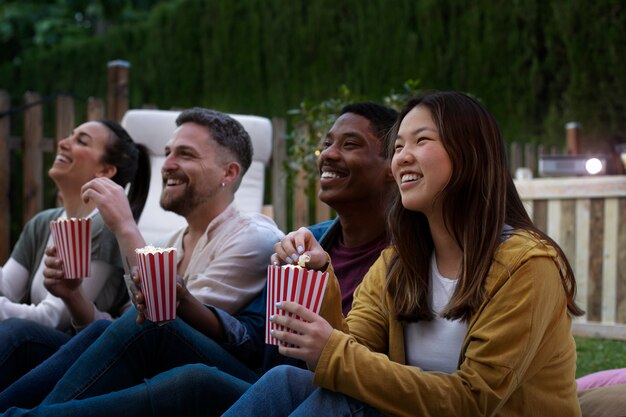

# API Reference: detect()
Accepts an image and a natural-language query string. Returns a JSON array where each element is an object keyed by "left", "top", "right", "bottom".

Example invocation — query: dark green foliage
[
  {"left": 1, "top": 0, "right": 624, "bottom": 147},
  {"left": 554, "top": 1, "right": 626, "bottom": 135}
]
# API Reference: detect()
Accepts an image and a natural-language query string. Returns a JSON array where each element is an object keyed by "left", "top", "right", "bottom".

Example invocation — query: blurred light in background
[{"left": 539, "top": 155, "right": 608, "bottom": 177}]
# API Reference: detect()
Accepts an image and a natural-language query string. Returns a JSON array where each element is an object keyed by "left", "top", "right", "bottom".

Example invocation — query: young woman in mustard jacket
[{"left": 224, "top": 91, "right": 583, "bottom": 417}]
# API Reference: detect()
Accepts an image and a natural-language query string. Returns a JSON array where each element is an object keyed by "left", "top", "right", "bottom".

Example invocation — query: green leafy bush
[{"left": 286, "top": 80, "right": 422, "bottom": 179}]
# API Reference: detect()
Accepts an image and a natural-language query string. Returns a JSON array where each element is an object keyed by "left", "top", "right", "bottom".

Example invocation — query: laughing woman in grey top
[{"left": 0, "top": 120, "right": 149, "bottom": 390}]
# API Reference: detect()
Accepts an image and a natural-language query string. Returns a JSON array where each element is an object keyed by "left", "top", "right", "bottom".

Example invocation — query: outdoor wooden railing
[{"left": 515, "top": 176, "right": 626, "bottom": 339}]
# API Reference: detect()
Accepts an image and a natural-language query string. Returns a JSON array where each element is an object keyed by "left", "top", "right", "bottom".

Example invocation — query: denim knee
[
  {"left": 0, "top": 319, "right": 69, "bottom": 363},
  {"left": 269, "top": 365, "right": 312, "bottom": 384},
  {"left": 83, "top": 320, "right": 111, "bottom": 335},
  {"left": 144, "top": 364, "right": 252, "bottom": 417},
  {"left": 168, "top": 363, "right": 217, "bottom": 386},
  {"left": 152, "top": 363, "right": 244, "bottom": 389},
  {"left": 0, "top": 318, "right": 40, "bottom": 339}
]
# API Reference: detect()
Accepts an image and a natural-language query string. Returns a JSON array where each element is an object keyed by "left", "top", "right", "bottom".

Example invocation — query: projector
[{"left": 538, "top": 155, "right": 608, "bottom": 177}]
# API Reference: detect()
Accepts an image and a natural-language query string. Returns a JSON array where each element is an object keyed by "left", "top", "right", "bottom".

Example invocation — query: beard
[{"left": 160, "top": 183, "right": 212, "bottom": 217}]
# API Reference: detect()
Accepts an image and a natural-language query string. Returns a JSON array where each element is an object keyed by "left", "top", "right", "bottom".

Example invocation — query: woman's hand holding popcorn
[
  {"left": 271, "top": 227, "right": 328, "bottom": 271},
  {"left": 270, "top": 301, "right": 333, "bottom": 370}
]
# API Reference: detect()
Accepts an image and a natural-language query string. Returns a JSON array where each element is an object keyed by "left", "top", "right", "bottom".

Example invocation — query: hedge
[{"left": 1, "top": 0, "right": 624, "bottom": 146}]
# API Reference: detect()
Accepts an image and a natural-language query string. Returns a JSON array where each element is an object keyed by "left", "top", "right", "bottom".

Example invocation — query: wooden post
[
  {"left": 107, "top": 60, "right": 130, "bottom": 122},
  {"left": 0, "top": 91, "right": 10, "bottom": 262},
  {"left": 509, "top": 142, "right": 522, "bottom": 176},
  {"left": 23, "top": 92, "right": 43, "bottom": 225},
  {"left": 87, "top": 97, "right": 105, "bottom": 121},
  {"left": 314, "top": 179, "right": 331, "bottom": 223},
  {"left": 565, "top": 122, "right": 581, "bottom": 155},
  {"left": 618, "top": 198, "right": 626, "bottom": 323},
  {"left": 55, "top": 95, "right": 74, "bottom": 147},
  {"left": 524, "top": 142, "right": 536, "bottom": 175},
  {"left": 587, "top": 199, "right": 604, "bottom": 321},
  {"left": 537, "top": 144, "right": 548, "bottom": 177},
  {"left": 271, "top": 117, "right": 287, "bottom": 231},
  {"left": 293, "top": 169, "right": 309, "bottom": 229},
  {"left": 53, "top": 95, "right": 74, "bottom": 206}
]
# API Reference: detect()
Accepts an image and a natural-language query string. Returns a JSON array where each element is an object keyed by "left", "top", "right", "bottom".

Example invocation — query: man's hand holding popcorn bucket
[
  {"left": 267, "top": 227, "right": 334, "bottom": 370},
  {"left": 130, "top": 245, "right": 181, "bottom": 325}
]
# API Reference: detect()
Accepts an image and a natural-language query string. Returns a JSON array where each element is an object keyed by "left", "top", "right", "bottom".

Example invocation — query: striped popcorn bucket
[
  {"left": 135, "top": 248, "right": 177, "bottom": 323},
  {"left": 265, "top": 265, "right": 329, "bottom": 346},
  {"left": 49, "top": 218, "right": 92, "bottom": 279}
]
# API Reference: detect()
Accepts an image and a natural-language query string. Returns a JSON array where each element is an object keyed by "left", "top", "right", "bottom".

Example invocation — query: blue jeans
[
  {"left": 0, "top": 318, "right": 71, "bottom": 391},
  {"left": 1, "top": 363, "right": 251, "bottom": 417},
  {"left": 0, "top": 320, "right": 111, "bottom": 411},
  {"left": 223, "top": 365, "right": 385, "bottom": 417},
  {"left": 42, "top": 307, "right": 259, "bottom": 403}
]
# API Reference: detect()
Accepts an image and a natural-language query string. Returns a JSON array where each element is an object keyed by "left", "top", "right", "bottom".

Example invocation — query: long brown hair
[{"left": 385, "top": 92, "right": 583, "bottom": 322}]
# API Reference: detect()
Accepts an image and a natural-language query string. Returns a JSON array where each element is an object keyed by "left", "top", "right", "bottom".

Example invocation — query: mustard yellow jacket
[{"left": 316, "top": 231, "right": 581, "bottom": 417}]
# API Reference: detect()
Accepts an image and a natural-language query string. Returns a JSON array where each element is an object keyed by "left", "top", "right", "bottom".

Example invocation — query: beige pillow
[{"left": 578, "top": 383, "right": 626, "bottom": 417}]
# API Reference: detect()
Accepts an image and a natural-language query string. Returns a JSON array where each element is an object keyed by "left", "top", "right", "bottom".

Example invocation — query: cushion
[{"left": 577, "top": 368, "right": 626, "bottom": 391}]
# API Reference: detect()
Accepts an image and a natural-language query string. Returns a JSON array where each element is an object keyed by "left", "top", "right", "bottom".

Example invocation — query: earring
[{"left": 220, "top": 182, "right": 225, "bottom": 188}]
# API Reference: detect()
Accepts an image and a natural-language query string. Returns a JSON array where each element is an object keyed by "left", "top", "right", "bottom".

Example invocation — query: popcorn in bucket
[
  {"left": 135, "top": 245, "right": 177, "bottom": 323},
  {"left": 49, "top": 217, "right": 92, "bottom": 279},
  {"left": 266, "top": 255, "right": 329, "bottom": 345}
]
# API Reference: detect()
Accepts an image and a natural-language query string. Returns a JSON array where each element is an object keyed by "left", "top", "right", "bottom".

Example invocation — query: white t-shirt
[{"left": 404, "top": 254, "right": 468, "bottom": 373}]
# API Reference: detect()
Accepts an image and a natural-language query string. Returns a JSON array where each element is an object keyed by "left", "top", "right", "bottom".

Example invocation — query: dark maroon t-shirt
[{"left": 327, "top": 233, "right": 389, "bottom": 316}]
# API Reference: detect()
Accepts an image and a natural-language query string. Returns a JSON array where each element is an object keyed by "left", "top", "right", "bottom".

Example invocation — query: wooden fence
[{"left": 516, "top": 176, "right": 626, "bottom": 339}]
